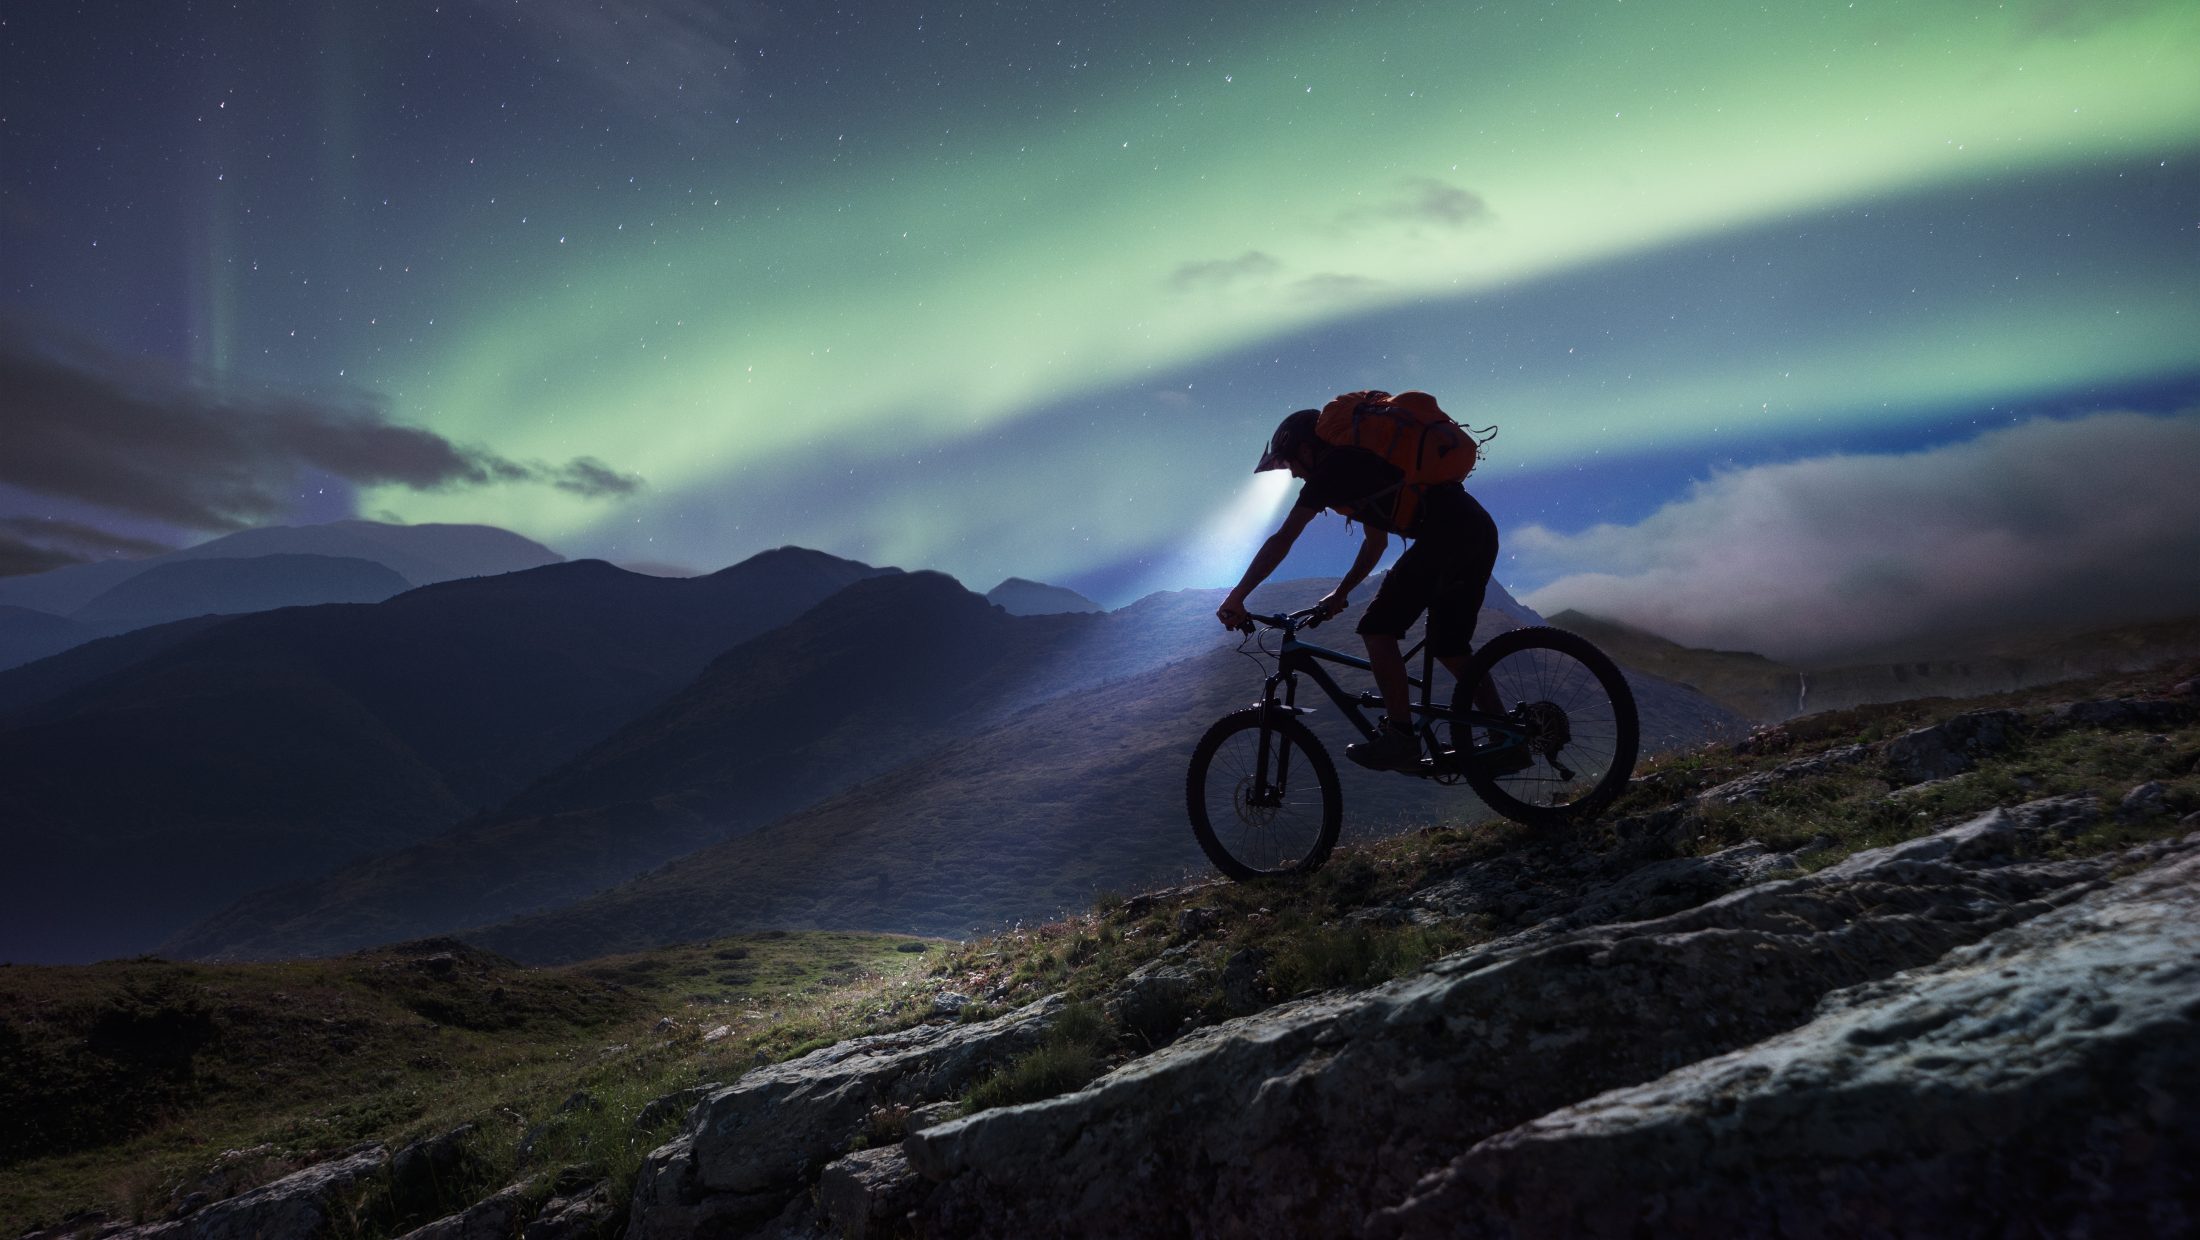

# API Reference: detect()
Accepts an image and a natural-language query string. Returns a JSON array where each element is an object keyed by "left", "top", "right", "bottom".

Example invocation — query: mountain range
[
  {"left": 0, "top": 521, "right": 564, "bottom": 672},
  {"left": 0, "top": 523, "right": 1751, "bottom": 967},
  {"left": 0, "top": 545, "right": 893, "bottom": 963},
  {"left": 161, "top": 573, "right": 1741, "bottom": 964}
]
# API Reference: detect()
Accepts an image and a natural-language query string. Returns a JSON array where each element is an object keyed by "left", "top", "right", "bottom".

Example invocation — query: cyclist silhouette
[{"left": 1215, "top": 393, "right": 1514, "bottom": 773}]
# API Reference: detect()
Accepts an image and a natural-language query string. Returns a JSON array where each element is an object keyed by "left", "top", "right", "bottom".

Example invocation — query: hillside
[
  {"left": 1553, "top": 608, "right": 2200, "bottom": 724},
  {"left": 0, "top": 548, "right": 895, "bottom": 964},
  {"left": 1546, "top": 608, "right": 1802, "bottom": 722},
  {"left": 5, "top": 662, "right": 2193, "bottom": 1238},
  {"left": 169, "top": 577, "right": 1742, "bottom": 963}
]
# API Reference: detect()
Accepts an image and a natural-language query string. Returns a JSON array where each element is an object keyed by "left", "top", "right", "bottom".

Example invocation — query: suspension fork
[{"left": 1255, "top": 670, "right": 1300, "bottom": 795}]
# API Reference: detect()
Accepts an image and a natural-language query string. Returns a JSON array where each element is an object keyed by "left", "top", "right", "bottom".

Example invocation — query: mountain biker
[{"left": 1215, "top": 394, "right": 1512, "bottom": 773}]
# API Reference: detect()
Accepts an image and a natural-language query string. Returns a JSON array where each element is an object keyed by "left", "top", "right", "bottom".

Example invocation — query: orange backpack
[{"left": 1314, "top": 390, "right": 1494, "bottom": 530}]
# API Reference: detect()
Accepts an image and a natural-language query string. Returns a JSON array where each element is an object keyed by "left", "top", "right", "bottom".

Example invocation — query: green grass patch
[{"left": 965, "top": 1002, "right": 1112, "bottom": 1114}]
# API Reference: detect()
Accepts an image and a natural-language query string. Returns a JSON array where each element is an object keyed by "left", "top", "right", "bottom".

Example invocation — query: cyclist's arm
[
  {"left": 1336, "top": 525, "right": 1388, "bottom": 597},
  {"left": 1315, "top": 525, "right": 1388, "bottom": 617},
  {"left": 1222, "top": 505, "right": 1318, "bottom": 609}
]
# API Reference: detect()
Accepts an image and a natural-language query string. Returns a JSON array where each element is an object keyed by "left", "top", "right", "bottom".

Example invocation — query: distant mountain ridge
[
  {"left": 0, "top": 521, "right": 566, "bottom": 671},
  {"left": 985, "top": 577, "right": 1101, "bottom": 615},
  {"left": 71, "top": 554, "right": 412, "bottom": 632},
  {"left": 0, "top": 520, "right": 562, "bottom": 614}
]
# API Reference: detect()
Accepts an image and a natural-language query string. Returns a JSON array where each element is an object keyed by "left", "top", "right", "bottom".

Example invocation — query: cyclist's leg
[
  {"left": 1428, "top": 514, "right": 1500, "bottom": 750},
  {"left": 1357, "top": 539, "right": 1442, "bottom": 725}
]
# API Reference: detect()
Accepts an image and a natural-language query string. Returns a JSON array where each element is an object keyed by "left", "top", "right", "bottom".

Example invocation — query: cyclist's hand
[
  {"left": 1216, "top": 600, "right": 1253, "bottom": 633},
  {"left": 1310, "top": 590, "right": 1349, "bottom": 625}
]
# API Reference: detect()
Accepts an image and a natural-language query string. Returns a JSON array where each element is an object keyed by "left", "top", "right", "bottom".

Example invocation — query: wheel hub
[
  {"left": 1520, "top": 700, "right": 1572, "bottom": 755},
  {"left": 1235, "top": 776, "right": 1281, "bottom": 826}
]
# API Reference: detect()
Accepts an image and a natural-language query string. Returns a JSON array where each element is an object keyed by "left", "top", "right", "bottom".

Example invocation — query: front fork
[{"left": 1252, "top": 671, "right": 1301, "bottom": 802}]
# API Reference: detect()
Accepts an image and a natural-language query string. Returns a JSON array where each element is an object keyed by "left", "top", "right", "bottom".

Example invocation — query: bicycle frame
[{"left": 1249, "top": 613, "right": 1528, "bottom": 771}]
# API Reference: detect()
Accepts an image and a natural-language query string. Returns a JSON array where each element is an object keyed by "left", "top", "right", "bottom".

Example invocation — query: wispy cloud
[
  {"left": 1292, "top": 273, "right": 1385, "bottom": 300},
  {"left": 0, "top": 318, "right": 642, "bottom": 543},
  {"left": 1517, "top": 411, "right": 2200, "bottom": 661},
  {"left": 1167, "top": 250, "right": 1282, "bottom": 292},
  {"left": 1338, "top": 177, "right": 1491, "bottom": 232},
  {"left": 0, "top": 516, "right": 172, "bottom": 578}
]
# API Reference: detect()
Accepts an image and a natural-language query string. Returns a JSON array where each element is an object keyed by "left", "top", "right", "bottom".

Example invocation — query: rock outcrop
[
  {"left": 626, "top": 995, "right": 1068, "bottom": 1237},
  {"left": 898, "top": 805, "right": 2195, "bottom": 1238},
  {"left": 110, "top": 1145, "right": 387, "bottom": 1240},
  {"left": 1375, "top": 846, "right": 2200, "bottom": 1238}
]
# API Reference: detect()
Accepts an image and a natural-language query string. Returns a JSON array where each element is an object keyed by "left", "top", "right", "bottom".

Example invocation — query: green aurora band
[{"left": 358, "top": 0, "right": 2200, "bottom": 568}]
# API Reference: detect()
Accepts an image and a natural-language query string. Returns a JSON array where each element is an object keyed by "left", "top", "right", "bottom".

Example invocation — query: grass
[
  {"left": 5, "top": 660, "right": 2194, "bottom": 1237},
  {"left": 0, "top": 932, "right": 944, "bottom": 1236}
]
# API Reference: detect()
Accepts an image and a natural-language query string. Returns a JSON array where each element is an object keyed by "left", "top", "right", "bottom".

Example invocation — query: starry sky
[{"left": 5, "top": 0, "right": 2198, "bottom": 660}]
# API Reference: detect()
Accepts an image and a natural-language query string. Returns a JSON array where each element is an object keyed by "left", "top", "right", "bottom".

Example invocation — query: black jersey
[{"left": 1294, "top": 445, "right": 1482, "bottom": 538}]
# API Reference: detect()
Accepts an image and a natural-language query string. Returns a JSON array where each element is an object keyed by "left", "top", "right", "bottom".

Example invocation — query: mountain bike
[{"left": 1186, "top": 609, "right": 1639, "bottom": 880}]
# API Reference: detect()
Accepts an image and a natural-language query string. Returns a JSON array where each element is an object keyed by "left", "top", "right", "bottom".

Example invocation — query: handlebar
[{"left": 1235, "top": 606, "right": 1327, "bottom": 635}]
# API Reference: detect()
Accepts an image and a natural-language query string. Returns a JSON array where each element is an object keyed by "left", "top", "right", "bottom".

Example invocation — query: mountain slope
[
  {"left": 1548, "top": 608, "right": 1803, "bottom": 723},
  {"left": 454, "top": 591, "right": 1742, "bottom": 963},
  {"left": 0, "top": 547, "right": 894, "bottom": 964}
]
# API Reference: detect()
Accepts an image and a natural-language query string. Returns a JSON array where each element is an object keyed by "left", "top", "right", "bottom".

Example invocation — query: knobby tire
[
  {"left": 1459, "top": 626, "right": 1639, "bottom": 828},
  {"left": 1186, "top": 707, "right": 1343, "bottom": 880}
]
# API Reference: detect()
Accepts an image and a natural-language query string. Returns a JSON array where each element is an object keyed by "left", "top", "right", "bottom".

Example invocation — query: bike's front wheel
[
  {"left": 1459, "top": 626, "right": 1639, "bottom": 828},
  {"left": 1186, "top": 707, "right": 1342, "bottom": 880}
]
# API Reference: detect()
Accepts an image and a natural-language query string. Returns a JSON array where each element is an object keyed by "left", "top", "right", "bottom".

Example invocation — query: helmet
[{"left": 1255, "top": 409, "right": 1321, "bottom": 472}]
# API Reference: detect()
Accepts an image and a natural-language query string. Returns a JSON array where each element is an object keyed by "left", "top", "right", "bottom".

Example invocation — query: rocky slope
[
  {"left": 15, "top": 671, "right": 2195, "bottom": 1239},
  {"left": 627, "top": 678, "right": 2200, "bottom": 1238}
]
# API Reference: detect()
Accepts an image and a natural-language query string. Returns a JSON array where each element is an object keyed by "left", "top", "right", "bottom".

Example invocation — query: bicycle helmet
[{"left": 1255, "top": 408, "right": 1321, "bottom": 473}]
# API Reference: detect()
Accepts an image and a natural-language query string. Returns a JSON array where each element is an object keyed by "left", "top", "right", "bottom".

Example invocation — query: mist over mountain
[{"left": 0, "top": 545, "right": 894, "bottom": 963}]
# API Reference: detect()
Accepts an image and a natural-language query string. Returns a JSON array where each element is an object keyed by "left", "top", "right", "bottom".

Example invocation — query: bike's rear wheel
[
  {"left": 1186, "top": 707, "right": 1342, "bottom": 880},
  {"left": 1459, "top": 626, "right": 1639, "bottom": 828}
]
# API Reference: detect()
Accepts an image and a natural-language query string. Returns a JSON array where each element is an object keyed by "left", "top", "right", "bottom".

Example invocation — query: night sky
[{"left": 5, "top": 1, "right": 2198, "bottom": 659}]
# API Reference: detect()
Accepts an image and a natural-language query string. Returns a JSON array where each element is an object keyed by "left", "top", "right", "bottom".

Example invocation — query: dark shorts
[{"left": 1356, "top": 512, "right": 1499, "bottom": 659}]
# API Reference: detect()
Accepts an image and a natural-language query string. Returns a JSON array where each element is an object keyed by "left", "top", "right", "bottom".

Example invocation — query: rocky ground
[{"left": 24, "top": 669, "right": 2200, "bottom": 1239}]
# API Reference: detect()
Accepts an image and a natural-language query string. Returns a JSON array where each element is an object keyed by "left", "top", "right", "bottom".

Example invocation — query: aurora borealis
[{"left": 5, "top": 0, "right": 2199, "bottom": 657}]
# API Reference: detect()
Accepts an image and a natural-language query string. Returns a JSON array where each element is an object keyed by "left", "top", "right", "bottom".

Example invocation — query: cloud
[
  {"left": 1167, "top": 250, "right": 1281, "bottom": 292},
  {"left": 1516, "top": 411, "right": 2200, "bottom": 662},
  {"left": 1338, "top": 177, "right": 1491, "bottom": 231},
  {"left": 0, "top": 318, "right": 643, "bottom": 536},
  {"left": 1292, "top": 273, "right": 1385, "bottom": 300},
  {"left": 552, "top": 457, "right": 646, "bottom": 498},
  {"left": 0, "top": 517, "right": 173, "bottom": 578}
]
